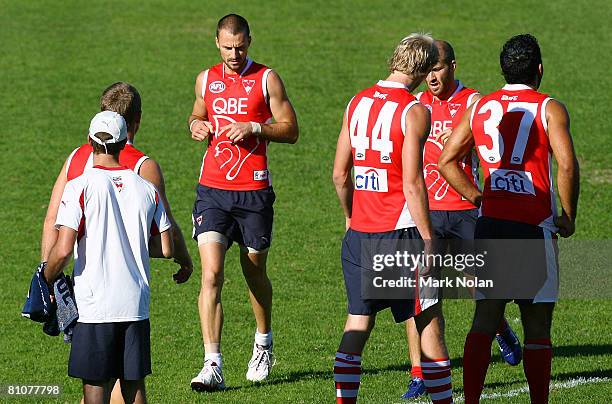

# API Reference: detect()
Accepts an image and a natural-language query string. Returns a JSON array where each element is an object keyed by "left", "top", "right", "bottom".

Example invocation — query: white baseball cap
[{"left": 88, "top": 111, "right": 128, "bottom": 144}]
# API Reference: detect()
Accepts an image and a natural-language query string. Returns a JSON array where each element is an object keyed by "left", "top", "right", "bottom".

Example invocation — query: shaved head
[
  {"left": 434, "top": 40, "right": 455, "bottom": 64},
  {"left": 216, "top": 13, "right": 250, "bottom": 38}
]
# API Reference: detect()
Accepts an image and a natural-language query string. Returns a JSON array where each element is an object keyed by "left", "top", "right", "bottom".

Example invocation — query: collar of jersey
[
  {"left": 377, "top": 80, "right": 409, "bottom": 90},
  {"left": 93, "top": 165, "right": 129, "bottom": 171},
  {"left": 222, "top": 58, "right": 253, "bottom": 79},
  {"left": 502, "top": 84, "right": 532, "bottom": 91}
]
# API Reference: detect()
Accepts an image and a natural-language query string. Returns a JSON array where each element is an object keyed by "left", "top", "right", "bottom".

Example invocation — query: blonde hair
[{"left": 388, "top": 33, "right": 438, "bottom": 79}]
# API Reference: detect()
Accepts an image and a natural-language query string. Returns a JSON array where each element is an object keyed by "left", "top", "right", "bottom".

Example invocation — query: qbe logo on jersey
[
  {"left": 354, "top": 166, "right": 388, "bottom": 192},
  {"left": 489, "top": 168, "right": 535, "bottom": 195}
]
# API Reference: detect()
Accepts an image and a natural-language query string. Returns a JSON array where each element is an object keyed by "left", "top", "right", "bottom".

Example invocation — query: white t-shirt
[{"left": 56, "top": 166, "right": 171, "bottom": 323}]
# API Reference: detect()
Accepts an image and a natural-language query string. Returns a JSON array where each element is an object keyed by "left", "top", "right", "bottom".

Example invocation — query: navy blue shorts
[
  {"left": 473, "top": 216, "right": 559, "bottom": 303},
  {"left": 68, "top": 320, "right": 151, "bottom": 381},
  {"left": 430, "top": 209, "right": 478, "bottom": 239},
  {"left": 341, "top": 227, "right": 425, "bottom": 323},
  {"left": 192, "top": 185, "right": 275, "bottom": 251}
]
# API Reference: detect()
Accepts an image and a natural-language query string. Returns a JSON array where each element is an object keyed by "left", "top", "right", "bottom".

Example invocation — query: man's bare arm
[
  {"left": 139, "top": 159, "right": 192, "bottom": 283},
  {"left": 41, "top": 160, "right": 68, "bottom": 261},
  {"left": 45, "top": 226, "right": 76, "bottom": 284},
  {"left": 221, "top": 71, "right": 299, "bottom": 144},
  {"left": 189, "top": 70, "right": 214, "bottom": 141},
  {"left": 332, "top": 112, "right": 353, "bottom": 230},
  {"left": 403, "top": 104, "right": 434, "bottom": 240},
  {"left": 547, "top": 99, "right": 580, "bottom": 237},
  {"left": 438, "top": 104, "right": 481, "bottom": 207}
]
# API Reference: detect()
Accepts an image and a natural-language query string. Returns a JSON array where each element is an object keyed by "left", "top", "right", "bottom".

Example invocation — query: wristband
[
  {"left": 189, "top": 119, "right": 200, "bottom": 132},
  {"left": 250, "top": 121, "right": 262, "bottom": 135}
]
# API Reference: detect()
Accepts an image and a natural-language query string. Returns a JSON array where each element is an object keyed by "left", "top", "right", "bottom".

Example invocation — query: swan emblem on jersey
[
  {"left": 448, "top": 103, "right": 461, "bottom": 118},
  {"left": 111, "top": 176, "right": 123, "bottom": 192},
  {"left": 212, "top": 115, "right": 260, "bottom": 181},
  {"left": 423, "top": 139, "right": 449, "bottom": 200},
  {"left": 242, "top": 79, "right": 255, "bottom": 95}
]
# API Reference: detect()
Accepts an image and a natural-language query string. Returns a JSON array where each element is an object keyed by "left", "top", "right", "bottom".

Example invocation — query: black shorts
[
  {"left": 192, "top": 184, "right": 275, "bottom": 251},
  {"left": 430, "top": 209, "right": 478, "bottom": 239},
  {"left": 473, "top": 216, "right": 559, "bottom": 303},
  {"left": 341, "top": 228, "right": 437, "bottom": 323},
  {"left": 68, "top": 320, "right": 151, "bottom": 381}
]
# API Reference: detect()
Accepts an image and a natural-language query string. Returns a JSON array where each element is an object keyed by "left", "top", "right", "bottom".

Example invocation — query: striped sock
[
  {"left": 334, "top": 351, "right": 361, "bottom": 404},
  {"left": 422, "top": 358, "right": 453, "bottom": 404},
  {"left": 523, "top": 338, "right": 552, "bottom": 404}
]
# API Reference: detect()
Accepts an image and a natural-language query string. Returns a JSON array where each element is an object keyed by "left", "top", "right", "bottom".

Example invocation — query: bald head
[
  {"left": 434, "top": 40, "right": 455, "bottom": 65},
  {"left": 216, "top": 13, "right": 250, "bottom": 38}
]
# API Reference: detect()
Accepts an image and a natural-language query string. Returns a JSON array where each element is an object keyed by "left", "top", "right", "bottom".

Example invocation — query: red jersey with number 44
[
  {"left": 66, "top": 143, "right": 149, "bottom": 181},
  {"left": 418, "top": 82, "right": 480, "bottom": 210},
  {"left": 347, "top": 80, "right": 420, "bottom": 233},
  {"left": 470, "top": 84, "right": 556, "bottom": 231},
  {"left": 199, "top": 59, "right": 273, "bottom": 191}
]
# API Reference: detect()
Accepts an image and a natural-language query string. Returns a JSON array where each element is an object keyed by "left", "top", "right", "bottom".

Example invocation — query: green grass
[{"left": 1, "top": 0, "right": 610, "bottom": 402}]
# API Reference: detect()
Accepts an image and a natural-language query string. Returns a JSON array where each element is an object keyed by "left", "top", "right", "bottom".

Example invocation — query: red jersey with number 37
[
  {"left": 347, "top": 80, "right": 419, "bottom": 233},
  {"left": 419, "top": 82, "right": 480, "bottom": 210},
  {"left": 470, "top": 84, "right": 556, "bottom": 231},
  {"left": 199, "top": 59, "right": 273, "bottom": 191}
]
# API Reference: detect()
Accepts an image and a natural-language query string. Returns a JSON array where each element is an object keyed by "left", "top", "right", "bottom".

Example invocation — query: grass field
[{"left": 1, "top": 0, "right": 611, "bottom": 402}]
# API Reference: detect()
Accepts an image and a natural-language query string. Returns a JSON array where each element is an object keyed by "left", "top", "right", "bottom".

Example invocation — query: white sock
[
  {"left": 204, "top": 352, "right": 223, "bottom": 368},
  {"left": 255, "top": 330, "right": 273, "bottom": 347}
]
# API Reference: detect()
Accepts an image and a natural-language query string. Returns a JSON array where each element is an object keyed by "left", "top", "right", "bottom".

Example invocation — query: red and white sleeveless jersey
[
  {"left": 347, "top": 80, "right": 420, "bottom": 233},
  {"left": 65, "top": 143, "right": 149, "bottom": 181},
  {"left": 470, "top": 84, "right": 556, "bottom": 231},
  {"left": 199, "top": 59, "right": 274, "bottom": 191},
  {"left": 418, "top": 82, "right": 480, "bottom": 210}
]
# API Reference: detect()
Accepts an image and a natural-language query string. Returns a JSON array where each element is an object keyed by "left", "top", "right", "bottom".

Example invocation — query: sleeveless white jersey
[{"left": 55, "top": 166, "right": 171, "bottom": 323}]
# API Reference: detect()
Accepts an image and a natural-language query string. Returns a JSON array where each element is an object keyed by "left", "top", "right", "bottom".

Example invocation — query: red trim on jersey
[
  {"left": 199, "top": 60, "right": 273, "bottom": 191},
  {"left": 150, "top": 220, "right": 160, "bottom": 236},
  {"left": 77, "top": 191, "right": 85, "bottom": 242},
  {"left": 93, "top": 165, "right": 129, "bottom": 171}
]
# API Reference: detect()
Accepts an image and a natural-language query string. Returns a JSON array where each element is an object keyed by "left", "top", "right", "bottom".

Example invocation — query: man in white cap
[{"left": 45, "top": 111, "right": 174, "bottom": 404}]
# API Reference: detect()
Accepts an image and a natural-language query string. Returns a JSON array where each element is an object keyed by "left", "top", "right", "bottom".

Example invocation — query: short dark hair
[
  {"left": 216, "top": 14, "right": 250, "bottom": 37},
  {"left": 91, "top": 132, "right": 127, "bottom": 156},
  {"left": 435, "top": 40, "right": 455, "bottom": 65},
  {"left": 500, "top": 34, "right": 542, "bottom": 84},
  {"left": 100, "top": 82, "right": 141, "bottom": 127}
]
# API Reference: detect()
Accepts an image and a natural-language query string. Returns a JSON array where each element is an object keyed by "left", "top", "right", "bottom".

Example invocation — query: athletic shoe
[
  {"left": 246, "top": 343, "right": 275, "bottom": 382},
  {"left": 401, "top": 377, "right": 426, "bottom": 399},
  {"left": 190, "top": 360, "right": 226, "bottom": 391},
  {"left": 496, "top": 326, "right": 523, "bottom": 366}
]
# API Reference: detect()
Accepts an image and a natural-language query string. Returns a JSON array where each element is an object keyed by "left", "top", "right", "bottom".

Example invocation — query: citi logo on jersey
[
  {"left": 489, "top": 168, "right": 536, "bottom": 195},
  {"left": 354, "top": 166, "right": 388, "bottom": 192},
  {"left": 209, "top": 81, "right": 226, "bottom": 93}
]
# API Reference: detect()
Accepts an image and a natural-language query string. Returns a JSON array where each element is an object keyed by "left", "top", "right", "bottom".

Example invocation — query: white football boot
[
  {"left": 190, "top": 359, "right": 226, "bottom": 391},
  {"left": 246, "top": 343, "right": 276, "bottom": 382}
]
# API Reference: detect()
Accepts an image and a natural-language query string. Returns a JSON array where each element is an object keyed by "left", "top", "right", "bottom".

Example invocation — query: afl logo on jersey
[{"left": 209, "top": 81, "right": 226, "bottom": 94}]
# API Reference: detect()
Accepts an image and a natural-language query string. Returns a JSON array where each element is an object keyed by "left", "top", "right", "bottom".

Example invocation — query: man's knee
[
  {"left": 471, "top": 300, "right": 507, "bottom": 335},
  {"left": 520, "top": 303, "right": 554, "bottom": 339}
]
